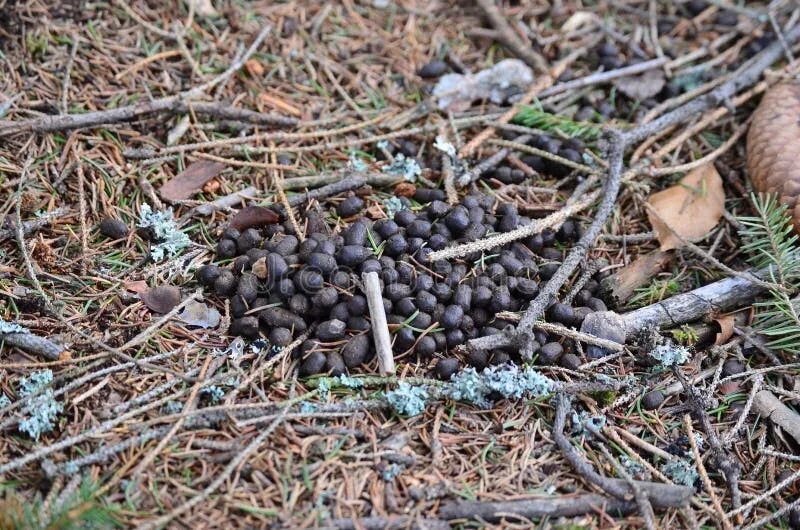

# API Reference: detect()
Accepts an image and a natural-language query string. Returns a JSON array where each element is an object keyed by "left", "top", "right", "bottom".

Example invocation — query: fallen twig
[
  {"left": 474, "top": 0, "right": 549, "bottom": 74},
  {"left": 0, "top": 26, "right": 278, "bottom": 137},
  {"left": 752, "top": 390, "right": 800, "bottom": 445},
  {"left": 0, "top": 206, "right": 72, "bottom": 243},
  {"left": 552, "top": 394, "right": 694, "bottom": 506},
  {"left": 0, "top": 330, "right": 68, "bottom": 361},
  {"left": 362, "top": 271, "right": 394, "bottom": 375},
  {"left": 427, "top": 188, "right": 599, "bottom": 261}
]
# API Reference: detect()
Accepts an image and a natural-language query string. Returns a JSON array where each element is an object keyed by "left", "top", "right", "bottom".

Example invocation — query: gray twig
[{"left": 362, "top": 271, "right": 394, "bottom": 374}]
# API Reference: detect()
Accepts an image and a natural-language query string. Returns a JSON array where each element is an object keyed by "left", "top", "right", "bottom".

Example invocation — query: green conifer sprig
[
  {"left": 512, "top": 104, "right": 603, "bottom": 141},
  {"left": 738, "top": 193, "right": 800, "bottom": 353}
]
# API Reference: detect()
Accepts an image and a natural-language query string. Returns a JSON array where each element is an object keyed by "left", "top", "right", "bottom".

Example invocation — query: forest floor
[{"left": 1, "top": 1, "right": 800, "bottom": 529}]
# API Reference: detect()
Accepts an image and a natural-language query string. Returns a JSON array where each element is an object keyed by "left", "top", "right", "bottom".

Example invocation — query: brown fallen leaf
[
  {"left": 394, "top": 182, "right": 416, "bottom": 197},
  {"left": 719, "top": 380, "right": 741, "bottom": 395},
  {"left": 229, "top": 206, "right": 280, "bottom": 231},
  {"left": 124, "top": 280, "right": 149, "bottom": 294},
  {"left": 177, "top": 300, "right": 221, "bottom": 328},
  {"left": 613, "top": 69, "right": 665, "bottom": 101},
  {"left": 713, "top": 313, "right": 736, "bottom": 346},
  {"left": 140, "top": 285, "right": 182, "bottom": 313},
  {"left": 646, "top": 163, "right": 725, "bottom": 251},
  {"left": 160, "top": 161, "right": 226, "bottom": 202},
  {"left": 245, "top": 59, "right": 264, "bottom": 77}
]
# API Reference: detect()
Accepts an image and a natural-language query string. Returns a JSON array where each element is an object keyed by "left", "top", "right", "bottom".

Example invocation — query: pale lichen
[
  {"left": 18, "top": 369, "right": 63, "bottom": 440},
  {"left": 649, "top": 342, "right": 691, "bottom": 366},
  {"left": 201, "top": 386, "right": 225, "bottom": 404},
  {"left": 383, "top": 196, "right": 407, "bottom": 219},
  {"left": 385, "top": 381, "right": 429, "bottom": 416},
  {"left": 571, "top": 410, "right": 607, "bottom": 437},
  {"left": 138, "top": 203, "right": 191, "bottom": 261},
  {"left": 383, "top": 154, "right": 421, "bottom": 181},
  {"left": 445, "top": 364, "right": 553, "bottom": 408},
  {"left": 0, "top": 318, "right": 29, "bottom": 334},
  {"left": 661, "top": 459, "right": 699, "bottom": 487}
]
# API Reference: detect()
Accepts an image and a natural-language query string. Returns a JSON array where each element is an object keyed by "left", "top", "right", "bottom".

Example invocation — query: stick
[
  {"left": 438, "top": 489, "right": 686, "bottom": 522},
  {"left": 190, "top": 186, "right": 259, "bottom": 216},
  {"left": 427, "top": 188, "right": 599, "bottom": 261},
  {"left": 330, "top": 517, "right": 450, "bottom": 530},
  {"left": 1, "top": 331, "right": 68, "bottom": 361},
  {"left": 0, "top": 206, "right": 72, "bottom": 243},
  {"left": 538, "top": 57, "right": 669, "bottom": 98},
  {"left": 362, "top": 272, "right": 394, "bottom": 375},
  {"left": 458, "top": 134, "right": 531, "bottom": 187},
  {"left": 0, "top": 25, "right": 276, "bottom": 137},
  {"left": 552, "top": 394, "right": 693, "bottom": 505},
  {"left": 474, "top": 0, "right": 549, "bottom": 74},
  {"left": 752, "top": 390, "right": 800, "bottom": 445},
  {"left": 619, "top": 272, "right": 768, "bottom": 337},
  {"left": 516, "top": 133, "right": 625, "bottom": 358}
]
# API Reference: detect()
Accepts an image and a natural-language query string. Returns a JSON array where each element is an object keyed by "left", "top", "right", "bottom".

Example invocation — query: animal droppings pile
[{"left": 197, "top": 160, "right": 611, "bottom": 379}]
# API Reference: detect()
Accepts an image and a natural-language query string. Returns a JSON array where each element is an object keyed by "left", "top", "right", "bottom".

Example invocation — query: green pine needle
[
  {"left": 511, "top": 104, "right": 603, "bottom": 141},
  {"left": 738, "top": 193, "right": 800, "bottom": 353},
  {"left": 1, "top": 477, "right": 121, "bottom": 529},
  {"left": 739, "top": 193, "right": 800, "bottom": 286}
]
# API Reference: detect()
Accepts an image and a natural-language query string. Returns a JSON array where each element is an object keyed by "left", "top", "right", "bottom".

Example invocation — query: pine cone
[{"left": 746, "top": 81, "right": 800, "bottom": 230}]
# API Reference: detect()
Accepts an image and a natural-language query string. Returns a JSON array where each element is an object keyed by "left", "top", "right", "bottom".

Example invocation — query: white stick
[{"left": 362, "top": 272, "right": 395, "bottom": 375}]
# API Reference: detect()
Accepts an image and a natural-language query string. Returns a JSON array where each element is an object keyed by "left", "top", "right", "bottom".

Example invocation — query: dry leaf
[
  {"left": 229, "top": 206, "right": 280, "bottom": 231},
  {"left": 202, "top": 178, "right": 221, "bottom": 194},
  {"left": 719, "top": 381, "right": 741, "bottom": 395},
  {"left": 189, "top": 0, "right": 217, "bottom": 17},
  {"left": 561, "top": 11, "right": 599, "bottom": 32},
  {"left": 713, "top": 313, "right": 736, "bottom": 346},
  {"left": 245, "top": 59, "right": 264, "bottom": 77},
  {"left": 140, "top": 285, "right": 182, "bottom": 313},
  {"left": 160, "top": 161, "right": 226, "bottom": 202},
  {"left": 251, "top": 256, "right": 268, "bottom": 279},
  {"left": 394, "top": 182, "right": 416, "bottom": 197},
  {"left": 646, "top": 163, "right": 725, "bottom": 251},
  {"left": 614, "top": 69, "right": 665, "bottom": 101},
  {"left": 178, "top": 300, "right": 221, "bottom": 328},
  {"left": 124, "top": 280, "right": 149, "bottom": 293}
]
